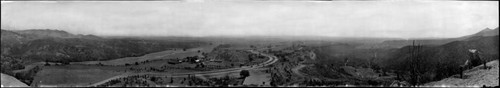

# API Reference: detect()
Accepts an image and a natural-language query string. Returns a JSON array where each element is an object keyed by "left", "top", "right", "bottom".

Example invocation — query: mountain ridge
[{"left": 364, "top": 27, "right": 499, "bottom": 49}]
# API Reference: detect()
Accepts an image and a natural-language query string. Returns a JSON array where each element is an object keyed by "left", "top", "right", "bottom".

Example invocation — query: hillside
[
  {"left": 1, "top": 29, "right": 206, "bottom": 63},
  {"left": 424, "top": 60, "right": 499, "bottom": 87},
  {"left": 1, "top": 29, "right": 26, "bottom": 46},
  {"left": 0, "top": 29, "right": 207, "bottom": 84},
  {"left": 379, "top": 35, "right": 499, "bottom": 85},
  {"left": 13, "top": 29, "right": 81, "bottom": 39}
]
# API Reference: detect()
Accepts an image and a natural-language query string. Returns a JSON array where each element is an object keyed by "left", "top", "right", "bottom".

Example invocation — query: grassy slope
[{"left": 424, "top": 60, "right": 498, "bottom": 87}]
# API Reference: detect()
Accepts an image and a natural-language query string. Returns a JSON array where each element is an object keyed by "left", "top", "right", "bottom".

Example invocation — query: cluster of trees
[
  {"left": 127, "top": 67, "right": 163, "bottom": 72},
  {"left": 0, "top": 56, "right": 25, "bottom": 76},
  {"left": 302, "top": 79, "right": 345, "bottom": 86},
  {"left": 207, "top": 75, "right": 244, "bottom": 87},
  {"left": 247, "top": 54, "right": 266, "bottom": 62},
  {"left": 97, "top": 75, "right": 154, "bottom": 87},
  {"left": 14, "top": 66, "right": 41, "bottom": 85},
  {"left": 184, "top": 56, "right": 201, "bottom": 63},
  {"left": 240, "top": 70, "right": 250, "bottom": 78},
  {"left": 124, "top": 60, "right": 152, "bottom": 66},
  {"left": 153, "top": 74, "right": 242, "bottom": 87},
  {"left": 268, "top": 62, "right": 298, "bottom": 86}
]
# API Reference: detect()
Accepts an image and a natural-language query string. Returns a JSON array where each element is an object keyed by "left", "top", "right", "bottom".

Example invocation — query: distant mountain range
[
  {"left": 361, "top": 27, "right": 499, "bottom": 49},
  {"left": 1, "top": 29, "right": 101, "bottom": 46},
  {"left": 13, "top": 29, "right": 101, "bottom": 39}
]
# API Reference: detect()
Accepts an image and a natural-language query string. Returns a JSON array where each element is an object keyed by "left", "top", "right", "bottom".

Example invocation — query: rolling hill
[{"left": 0, "top": 29, "right": 207, "bottom": 77}]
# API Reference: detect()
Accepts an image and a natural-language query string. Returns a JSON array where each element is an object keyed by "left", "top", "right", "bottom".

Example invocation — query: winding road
[
  {"left": 286, "top": 51, "right": 319, "bottom": 85},
  {"left": 87, "top": 50, "right": 279, "bottom": 87}
]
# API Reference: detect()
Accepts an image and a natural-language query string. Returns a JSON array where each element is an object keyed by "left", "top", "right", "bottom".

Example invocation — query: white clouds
[{"left": 1, "top": 1, "right": 498, "bottom": 38}]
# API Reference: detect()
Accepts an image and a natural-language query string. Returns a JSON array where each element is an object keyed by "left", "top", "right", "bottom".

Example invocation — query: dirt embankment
[{"left": 1, "top": 73, "right": 29, "bottom": 87}]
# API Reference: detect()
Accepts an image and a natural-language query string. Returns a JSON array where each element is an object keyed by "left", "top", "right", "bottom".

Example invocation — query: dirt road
[{"left": 87, "top": 50, "right": 278, "bottom": 87}]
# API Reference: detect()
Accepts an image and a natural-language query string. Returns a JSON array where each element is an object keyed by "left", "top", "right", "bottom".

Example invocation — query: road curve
[{"left": 87, "top": 50, "right": 278, "bottom": 87}]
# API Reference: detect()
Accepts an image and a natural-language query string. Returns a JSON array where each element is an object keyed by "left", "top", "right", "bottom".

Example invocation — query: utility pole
[
  {"left": 415, "top": 43, "right": 421, "bottom": 85},
  {"left": 369, "top": 47, "right": 377, "bottom": 69},
  {"left": 409, "top": 40, "right": 416, "bottom": 86}
]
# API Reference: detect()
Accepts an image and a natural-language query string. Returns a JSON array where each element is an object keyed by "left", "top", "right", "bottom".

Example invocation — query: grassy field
[
  {"left": 31, "top": 66, "right": 124, "bottom": 86},
  {"left": 243, "top": 68, "right": 271, "bottom": 86},
  {"left": 72, "top": 44, "right": 219, "bottom": 66}
]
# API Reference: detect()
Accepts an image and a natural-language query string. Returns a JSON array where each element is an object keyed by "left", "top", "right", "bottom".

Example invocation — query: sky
[{"left": 1, "top": 1, "right": 498, "bottom": 38}]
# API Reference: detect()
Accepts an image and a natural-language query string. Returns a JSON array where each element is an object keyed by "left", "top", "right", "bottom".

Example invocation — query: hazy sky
[{"left": 1, "top": 1, "right": 498, "bottom": 38}]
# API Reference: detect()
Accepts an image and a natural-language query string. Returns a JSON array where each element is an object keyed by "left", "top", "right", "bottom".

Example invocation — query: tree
[
  {"left": 151, "top": 77, "right": 156, "bottom": 81},
  {"left": 170, "top": 77, "right": 174, "bottom": 83},
  {"left": 240, "top": 70, "right": 250, "bottom": 78},
  {"left": 344, "top": 58, "right": 349, "bottom": 67},
  {"left": 44, "top": 60, "right": 50, "bottom": 66},
  {"left": 249, "top": 56, "right": 254, "bottom": 62},
  {"left": 222, "top": 75, "right": 230, "bottom": 86}
]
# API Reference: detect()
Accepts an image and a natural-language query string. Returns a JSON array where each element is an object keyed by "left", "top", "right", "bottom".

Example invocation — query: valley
[
  {"left": 1, "top": 1, "right": 498, "bottom": 87},
  {"left": 1, "top": 28, "right": 498, "bottom": 87}
]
